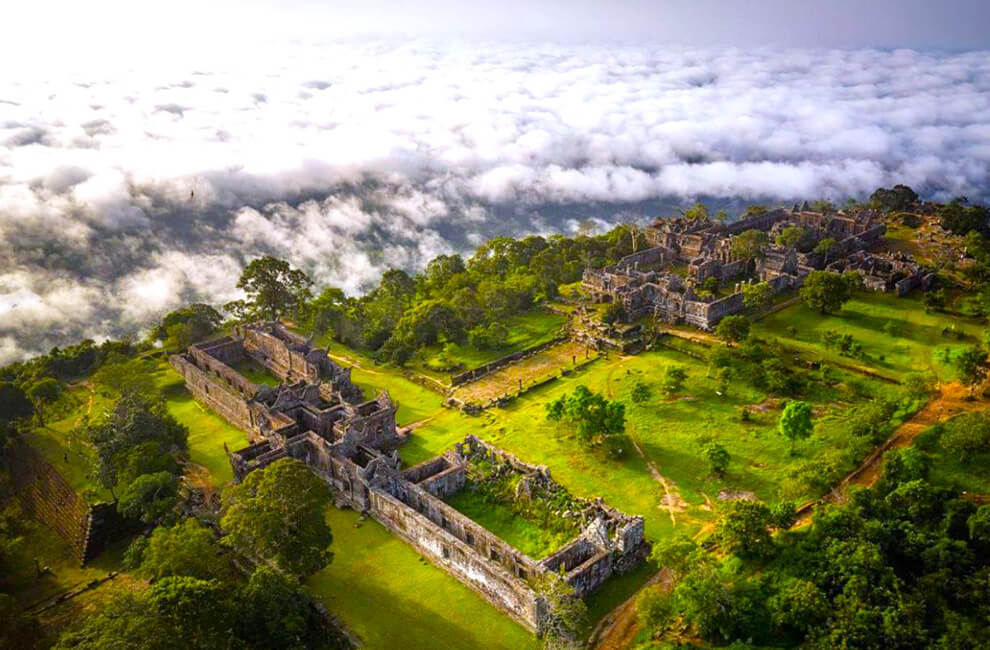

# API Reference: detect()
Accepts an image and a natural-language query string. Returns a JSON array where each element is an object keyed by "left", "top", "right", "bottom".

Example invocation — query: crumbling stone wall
[{"left": 5, "top": 442, "right": 137, "bottom": 563}]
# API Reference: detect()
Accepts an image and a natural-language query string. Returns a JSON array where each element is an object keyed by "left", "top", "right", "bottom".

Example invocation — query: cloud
[{"left": 0, "top": 40, "right": 989, "bottom": 363}]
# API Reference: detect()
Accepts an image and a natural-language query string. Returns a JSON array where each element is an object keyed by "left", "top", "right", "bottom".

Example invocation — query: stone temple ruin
[
  {"left": 582, "top": 206, "right": 933, "bottom": 330},
  {"left": 171, "top": 322, "right": 646, "bottom": 635}
]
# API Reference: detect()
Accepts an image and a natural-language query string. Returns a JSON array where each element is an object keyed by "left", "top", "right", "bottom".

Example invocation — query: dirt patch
[
  {"left": 589, "top": 569, "right": 674, "bottom": 650},
  {"left": 717, "top": 489, "right": 758, "bottom": 501}
]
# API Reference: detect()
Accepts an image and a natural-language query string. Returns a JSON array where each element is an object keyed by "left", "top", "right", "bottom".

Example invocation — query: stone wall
[
  {"left": 170, "top": 354, "right": 259, "bottom": 435},
  {"left": 5, "top": 442, "right": 137, "bottom": 563},
  {"left": 450, "top": 336, "right": 569, "bottom": 387}
]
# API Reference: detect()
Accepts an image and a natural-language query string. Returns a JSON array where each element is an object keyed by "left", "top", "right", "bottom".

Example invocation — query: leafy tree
[
  {"left": 775, "top": 226, "right": 807, "bottom": 250},
  {"left": 630, "top": 380, "right": 650, "bottom": 404},
  {"left": 221, "top": 458, "right": 333, "bottom": 578},
  {"left": 741, "top": 281, "right": 774, "bottom": 311},
  {"left": 545, "top": 385, "right": 626, "bottom": 444},
  {"left": 715, "top": 209, "right": 728, "bottom": 222},
  {"left": 26, "top": 377, "right": 61, "bottom": 425},
  {"left": 940, "top": 411, "right": 990, "bottom": 464},
  {"left": 133, "top": 518, "right": 231, "bottom": 581},
  {"left": 716, "top": 499, "right": 774, "bottom": 557},
  {"left": 0, "top": 381, "right": 33, "bottom": 425},
  {"left": 82, "top": 393, "right": 187, "bottom": 510},
  {"left": 227, "top": 256, "right": 313, "bottom": 321},
  {"left": 809, "top": 199, "right": 836, "bottom": 213},
  {"left": 813, "top": 237, "right": 838, "bottom": 262},
  {"left": 799, "top": 270, "right": 855, "bottom": 314},
  {"left": 743, "top": 205, "right": 768, "bottom": 218},
  {"left": 602, "top": 302, "right": 626, "bottom": 325},
  {"left": 938, "top": 201, "right": 990, "bottom": 237},
  {"left": 147, "top": 576, "right": 234, "bottom": 649},
  {"left": 90, "top": 354, "right": 157, "bottom": 398},
  {"left": 768, "top": 578, "right": 827, "bottom": 638},
  {"left": 237, "top": 566, "right": 330, "bottom": 649},
  {"left": 155, "top": 304, "right": 223, "bottom": 349},
  {"left": 923, "top": 288, "right": 946, "bottom": 312},
  {"left": 715, "top": 315, "right": 750, "bottom": 345},
  {"left": 953, "top": 345, "right": 989, "bottom": 396},
  {"left": 681, "top": 203, "right": 710, "bottom": 221},
  {"left": 661, "top": 365, "right": 687, "bottom": 395},
  {"left": 868, "top": 184, "right": 918, "bottom": 212},
  {"left": 535, "top": 572, "right": 587, "bottom": 650},
  {"left": 704, "top": 442, "right": 730, "bottom": 477},
  {"left": 117, "top": 472, "right": 180, "bottom": 524},
  {"left": 54, "top": 591, "right": 171, "bottom": 650},
  {"left": 778, "top": 400, "right": 813, "bottom": 454},
  {"left": 731, "top": 229, "right": 768, "bottom": 260}
]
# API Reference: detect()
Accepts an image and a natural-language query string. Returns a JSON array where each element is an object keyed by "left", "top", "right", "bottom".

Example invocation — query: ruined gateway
[
  {"left": 582, "top": 206, "right": 933, "bottom": 330},
  {"left": 170, "top": 322, "right": 647, "bottom": 634}
]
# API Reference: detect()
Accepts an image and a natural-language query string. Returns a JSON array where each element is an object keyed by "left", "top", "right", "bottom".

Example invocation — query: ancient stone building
[
  {"left": 583, "top": 207, "right": 919, "bottom": 330},
  {"left": 174, "top": 323, "right": 647, "bottom": 635}
]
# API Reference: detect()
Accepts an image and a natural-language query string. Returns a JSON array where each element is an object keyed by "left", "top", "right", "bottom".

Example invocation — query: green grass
[
  {"left": 20, "top": 385, "right": 112, "bottom": 501},
  {"left": 153, "top": 364, "right": 250, "bottom": 486},
  {"left": 308, "top": 507, "right": 538, "bottom": 650},
  {"left": 753, "top": 292, "right": 984, "bottom": 381},
  {"left": 444, "top": 487, "right": 576, "bottom": 559},
  {"left": 412, "top": 309, "right": 568, "bottom": 377},
  {"left": 229, "top": 357, "right": 282, "bottom": 387},
  {"left": 918, "top": 425, "right": 990, "bottom": 496}
]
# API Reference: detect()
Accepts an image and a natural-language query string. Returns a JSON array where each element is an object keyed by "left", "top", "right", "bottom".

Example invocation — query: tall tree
[
  {"left": 799, "top": 271, "right": 856, "bottom": 314},
  {"left": 228, "top": 256, "right": 313, "bottom": 321},
  {"left": 545, "top": 385, "right": 626, "bottom": 444},
  {"left": 953, "top": 345, "right": 989, "bottom": 397},
  {"left": 731, "top": 229, "right": 768, "bottom": 260},
  {"left": 778, "top": 400, "right": 813, "bottom": 454},
  {"left": 221, "top": 458, "right": 333, "bottom": 578}
]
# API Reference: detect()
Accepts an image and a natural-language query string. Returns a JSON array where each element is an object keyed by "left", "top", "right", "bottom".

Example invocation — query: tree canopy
[
  {"left": 221, "top": 458, "right": 333, "bottom": 578},
  {"left": 226, "top": 256, "right": 313, "bottom": 321},
  {"left": 546, "top": 385, "right": 626, "bottom": 444},
  {"left": 799, "top": 270, "right": 858, "bottom": 314}
]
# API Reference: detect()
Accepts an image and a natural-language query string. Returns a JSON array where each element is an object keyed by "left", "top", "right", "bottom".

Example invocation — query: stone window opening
[
  {"left": 490, "top": 548, "right": 500, "bottom": 562},
  {"left": 442, "top": 545, "right": 450, "bottom": 560},
  {"left": 465, "top": 532, "right": 474, "bottom": 547}
]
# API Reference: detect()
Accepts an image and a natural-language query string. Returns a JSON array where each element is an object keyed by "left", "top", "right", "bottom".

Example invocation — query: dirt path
[
  {"left": 793, "top": 381, "right": 978, "bottom": 525},
  {"left": 589, "top": 569, "right": 672, "bottom": 650}
]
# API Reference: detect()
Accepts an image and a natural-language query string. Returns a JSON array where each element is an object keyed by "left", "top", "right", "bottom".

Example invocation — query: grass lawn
[
  {"left": 20, "top": 385, "right": 112, "bottom": 501},
  {"left": 917, "top": 424, "right": 990, "bottom": 496},
  {"left": 411, "top": 308, "right": 569, "bottom": 378},
  {"left": 153, "top": 363, "right": 250, "bottom": 486},
  {"left": 444, "top": 487, "right": 577, "bottom": 559},
  {"left": 229, "top": 357, "right": 282, "bottom": 387},
  {"left": 753, "top": 292, "right": 984, "bottom": 382},
  {"left": 308, "top": 507, "right": 538, "bottom": 650}
]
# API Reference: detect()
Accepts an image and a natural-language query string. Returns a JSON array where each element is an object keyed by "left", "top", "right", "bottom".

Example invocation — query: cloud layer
[{"left": 1, "top": 41, "right": 989, "bottom": 363}]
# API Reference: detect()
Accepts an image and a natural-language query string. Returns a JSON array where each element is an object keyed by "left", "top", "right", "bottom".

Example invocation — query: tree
[
  {"left": 156, "top": 304, "right": 223, "bottom": 349},
  {"left": 704, "top": 442, "right": 730, "bottom": 477},
  {"left": 26, "top": 377, "right": 61, "bottom": 425},
  {"left": 923, "top": 288, "right": 946, "bottom": 312},
  {"left": 545, "top": 385, "right": 626, "bottom": 444},
  {"left": 743, "top": 205, "right": 768, "bottom": 218},
  {"left": 147, "top": 577, "right": 234, "bottom": 649},
  {"left": 82, "top": 393, "right": 187, "bottom": 507},
  {"left": 940, "top": 412, "right": 990, "bottom": 464},
  {"left": 681, "top": 203, "right": 710, "bottom": 221},
  {"left": 602, "top": 302, "right": 626, "bottom": 325},
  {"left": 953, "top": 345, "right": 989, "bottom": 396},
  {"left": 662, "top": 365, "right": 687, "bottom": 395},
  {"left": 715, "top": 315, "right": 750, "bottom": 345},
  {"left": 117, "top": 472, "right": 180, "bottom": 524},
  {"left": 776, "top": 226, "right": 807, "bottom": 250},
  {"left": 134, "top": 518, "right": 231, "bottom": 581},
  {"left": 813, "top": 237, "right": 838, "bottom": 262},
  {"left": 238, "top": 566, "right": 328, "bottom": 649},
  {"left": 799, "top": 271, "right": 855, "bottom": 314},
  {"left": 90, "top": 354, "right": 157, "bottom": 399},
  {"left": 535, "top": 572, "right": 587, "bottom": 650},
  {"left": 221, "top": 458, "right": 333, "bottom": 578},
  {"left": 630, "top": 381, "right": 651, "bottom": 405},
  {"left": 227, "top": 256, "right": 313, "bottom": 321},
  {"left": 0, "top": 382, "right": 33, "bottom": 424},
  {"left": 868, "top": 185, "right": 918, "bottom": 213},
  {"left": 741, "top": 281, "right": 774, "bottom": 312},
  {"left": 779, "top": 400, "right": 813, "bottom": 454},
  {"left": 716, "top": 499, "right": 774, "bottom": 557},
  {"left": 731, "top": 229, "right": 768, "bottom": 260}
]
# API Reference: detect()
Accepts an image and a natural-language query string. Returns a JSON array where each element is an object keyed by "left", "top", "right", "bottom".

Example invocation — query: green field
[
  {"left": 229, "top": 357, "right": 282, "bottom": 387},
  {"left": 444, "top": 486, "right": 577, "bottom": 559},
  {"left": 753, "top": 292, "right": 983, "bottom": 381},
  {"left": 154, "top": 364, "right": 250, "bottom": 486},
  {"left": 307, "top": 507, "right": 538, "bottom": 650},
  {"left": 411, "top": 308, "right": 569, "bottom": 379}
]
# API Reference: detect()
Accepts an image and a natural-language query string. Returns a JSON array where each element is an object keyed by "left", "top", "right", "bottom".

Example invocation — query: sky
[{"left": 0, "top": 2, "right": 989, "bottom": 363}]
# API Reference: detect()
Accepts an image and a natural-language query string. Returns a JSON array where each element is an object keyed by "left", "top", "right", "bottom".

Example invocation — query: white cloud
[{"left": 0, "top": 40, "right": 989, "bottom": 363}]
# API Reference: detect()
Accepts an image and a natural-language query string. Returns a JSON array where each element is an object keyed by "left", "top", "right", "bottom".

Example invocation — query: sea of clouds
[{"left": 1, "top": 40, "right": 988, "bottom": 364}]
